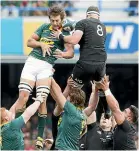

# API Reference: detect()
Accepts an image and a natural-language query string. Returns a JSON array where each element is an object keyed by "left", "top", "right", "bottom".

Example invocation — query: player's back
[
  {"left": 1, "top": 116, "right": 24, "bottom": 150},
  {"left": 76, "top": 18, "right": 107, "bottom": 62},
  {"left": 55, "top": 101, "right": 86, "bottom": 150}
]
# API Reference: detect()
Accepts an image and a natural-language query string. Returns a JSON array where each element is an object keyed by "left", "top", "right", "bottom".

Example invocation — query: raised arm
[
  {"left": 53, "top": 77, "right": 74, "bottom": 116},
  {"left": 9, "top": 101, "right": 19, "bottom": 118},
  {"left": 83, "top": 83, "right": 99, "bottom": 117},
  {"left": 22, "top": 96, "right": 44, "bottom": 124},
  {"left": 98, "top": 76, "right": 125, "bottom": 125},
  {"left": 50, "top": 78, "right": 67, "bottom": 109}
]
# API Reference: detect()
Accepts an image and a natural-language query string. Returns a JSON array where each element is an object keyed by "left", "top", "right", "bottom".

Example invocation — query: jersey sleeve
[
  {"left": 64, "top": 101, "right": 78, "bottom": 116},
  {"left": 34, "top": 23, "right": 46, "bottom": 37},
  {"left": 10, "top": 116, "right": 25, "bottom": 129},
  {"left": 75, "top": 20, "right": 85, "bottom": 32}
]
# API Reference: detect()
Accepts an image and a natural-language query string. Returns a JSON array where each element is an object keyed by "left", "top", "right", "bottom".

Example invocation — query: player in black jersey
[
  {"left": 52, "top": 6, "right": 107, "bottom": 88},
  {"left": 98, "top": 76, "right": 138, "bottom": 150}
]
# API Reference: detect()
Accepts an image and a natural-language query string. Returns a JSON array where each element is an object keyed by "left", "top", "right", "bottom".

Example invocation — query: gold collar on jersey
[
  {"left": 49, "top": 25, "right": 63, "bottom": 31},
  {"left": 0, "top": 122, "right": 9, "bottom": 127}
]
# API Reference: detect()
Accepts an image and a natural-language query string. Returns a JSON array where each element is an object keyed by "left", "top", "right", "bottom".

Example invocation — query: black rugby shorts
[{"left": 71, "top": 60, "right": 106, "bottom": 86}]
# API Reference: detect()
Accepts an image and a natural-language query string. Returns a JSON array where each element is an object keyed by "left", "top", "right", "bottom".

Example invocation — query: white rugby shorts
[{"left": 21, "top": 56, "right": 53, "bottom": 81}]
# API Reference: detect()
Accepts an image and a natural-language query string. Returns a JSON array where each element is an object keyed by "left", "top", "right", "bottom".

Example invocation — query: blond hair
[
  {"left": 69, "top": 88, "right": 86, "bottom": 108},
  {"left": 0, "top": 107, "right": 6, "bottom": 125}
]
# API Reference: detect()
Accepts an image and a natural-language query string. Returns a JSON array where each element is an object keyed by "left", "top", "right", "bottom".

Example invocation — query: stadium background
[{"left": 1, "top": 0, "right": 138, "bottom": 150}]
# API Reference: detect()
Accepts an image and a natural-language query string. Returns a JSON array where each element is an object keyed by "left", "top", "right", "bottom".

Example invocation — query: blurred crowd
[
  {"left": 22, "top": 114, "right": 53, "bottom": 150},
  {"left": 1, "top": 0, "right": 138, "bottom": 18},
  {"left": 128, "top": 0, "right": 138, "bottom": 16},
  {"left": 1, "top": 0, "right": 74, "bottom": 17}
]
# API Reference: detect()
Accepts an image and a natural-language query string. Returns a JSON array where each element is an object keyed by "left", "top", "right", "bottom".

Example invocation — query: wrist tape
[{"left": 104, "top": 89, "right": 112, "bottom": 96}]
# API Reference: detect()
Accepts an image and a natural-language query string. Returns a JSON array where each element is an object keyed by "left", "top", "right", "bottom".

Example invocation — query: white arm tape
[{"left": 104, "top": 89, "right": 112, "bottom": 96}]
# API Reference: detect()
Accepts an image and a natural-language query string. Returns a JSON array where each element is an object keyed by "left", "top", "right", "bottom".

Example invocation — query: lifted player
[{"left": 52, "top": 6, "right": 107, "bottom": 88}]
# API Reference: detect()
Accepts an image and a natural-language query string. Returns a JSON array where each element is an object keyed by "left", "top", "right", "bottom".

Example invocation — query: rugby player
[
  {"left": 52, "top": 5, "right": 110, "bottom": 120},
  {"left": 98, "top": 75, "right": 138, "bottom": 150},
  {"left": 0, "top": 94, "right": 44, "bottom": 150},
  {"left": 15, "top": 5, "right": 74, "bottom": 149},
  {"left": 50, "top": 78, "right": 99, "bottom": 150},
  {"left": 52, "top": 6, "right": 107, "bottom": 88}
]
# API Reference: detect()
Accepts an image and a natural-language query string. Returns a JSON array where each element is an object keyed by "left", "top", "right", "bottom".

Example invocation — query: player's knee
[{"left": 36, "top": 86, "right": 50, "bottom": 100}]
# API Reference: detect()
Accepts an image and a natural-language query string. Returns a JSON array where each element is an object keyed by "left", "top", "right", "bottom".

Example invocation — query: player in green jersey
[
  {"left": 50, "top": 78, "right": 99, "bottom": 150},
  {"left": 15, "top": 5, "right": 74, "bottom": 149},
  {"left": 0, "top": 93, "right": 44, "bottom": 150}
]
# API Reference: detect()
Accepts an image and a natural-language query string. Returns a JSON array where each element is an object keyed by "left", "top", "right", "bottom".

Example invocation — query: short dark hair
[
  {"left": 129, "top": 105, "right": 138, "bottom": 123},
  {"left": 69, "top": 88, "right": 86, "bottom": 108},
  {"left": 48, "top": 5, "right": 66, "bottom": 20},
  {"left": 86, "top": 6, "right": 100, "bottom": 15}
]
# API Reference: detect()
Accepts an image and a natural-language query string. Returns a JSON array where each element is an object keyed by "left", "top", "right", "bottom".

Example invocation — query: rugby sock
[{"left": 38, "top": 113, "right": 47, "bottom": 138}]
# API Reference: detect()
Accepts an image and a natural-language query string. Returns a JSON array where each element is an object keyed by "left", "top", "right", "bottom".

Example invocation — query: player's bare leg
[
  {"left": 35, "top": 77, "right": 51, "bottom": 149},
  {"left": 15, "top": 78, "right": 35, "bottom": 118}
]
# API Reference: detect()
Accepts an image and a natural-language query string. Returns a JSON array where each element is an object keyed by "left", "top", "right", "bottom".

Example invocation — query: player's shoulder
[
  {"left": 1, "top": 123, "right": 10, "bottom": 131},
  {"left": 99, "top": 21, "right": 106, "bottom": 27},
  {"left": 39, "top": 23, "right": 51, "bottom": 29},
  {"left": 77, "top": 19, "right": 86, "bottom": 24}
]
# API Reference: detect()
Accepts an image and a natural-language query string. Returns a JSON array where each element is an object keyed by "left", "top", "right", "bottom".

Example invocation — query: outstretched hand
[
  {"left": 96, "top": 75, "right": 110, "bottom": 91},
  {"left": 53, "top": 49, "right": 64, "bottom": 58},
  {"left": 91, "top": 81, "right": 96, "bottom": 92},
  {"left": 32, "top": 91, "right": 45, "bottom": 104},
  {"left": 40, "top": 43, "right": 53, "bottom": 57},
  {"left": 67, "top": 76, "right": 75, "bottom": 88}
]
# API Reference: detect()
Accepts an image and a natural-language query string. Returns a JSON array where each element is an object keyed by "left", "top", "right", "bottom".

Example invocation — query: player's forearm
[
  {"left": 9, "top": 101, "right": 19, "bottom": 116},
  {"left": 63, "top": 35, "right": 78, "bottom": 45},
  {"left": 84, "top": 89, "right": 99, "bottom": 117},
  {"left": 104, "top": 89, "right": 120, "bottom": 112},
  {"left": 88, "top": 89, "right": 99, "bottom": 113},
  {"left": 89, "top": 88, "right": 99, "bottom": 108},
  {"left": 51, "top": 78, "right": 66, "bottom": 109},
  {"left": 22, "top": 101, "right": 41, "bottom": 123},
  {"left": 53, "top": 105, "right": 63, "bottom": 116},
  {"left": 27, "top": 39, "right": 42, "bottom": 48},
  {"left": 63, "top": 85, "right": 70, "bottom": 98},
  {"left": 62, "top": 51, "right": 74, "bottom": 59}
]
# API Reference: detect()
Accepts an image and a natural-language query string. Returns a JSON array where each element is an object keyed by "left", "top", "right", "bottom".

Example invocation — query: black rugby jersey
[{"left": 75, "top": 18, "right": 107, "bottom": 62}]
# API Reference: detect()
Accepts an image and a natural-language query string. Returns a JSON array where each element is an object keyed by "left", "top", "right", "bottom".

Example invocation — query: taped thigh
[
  {"left": 18, "top": 82, "right": 33, "bottom": 93},
  {"left": 36, "top": 86, "right": 50, "bottom": 99}
]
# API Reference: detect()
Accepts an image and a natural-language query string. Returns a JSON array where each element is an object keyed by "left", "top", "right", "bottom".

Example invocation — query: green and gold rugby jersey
[
  {"left": 55, "top": 101, "right": 86, "bottom": 150},
  {"left": 29, "top": 23, "right": 70, "bottom": 65},
  {"left": 0, "top": 116, "right": 25, "bottom": 150}
]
